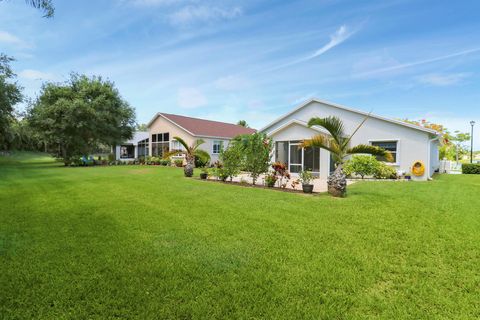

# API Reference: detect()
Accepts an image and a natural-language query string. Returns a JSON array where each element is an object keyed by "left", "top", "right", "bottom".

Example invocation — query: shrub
[
  {"left": 343, "top": 155, "right": 380, "bottom": 179},
  {"left": 220, "top": 141, "right": 244, "bottom": 181},
  {"left": 271, "top": 162, "right": 290, "bottom": 188},
  {"left": 242, "top": 133, "right": 272, "bottom": 185},
  {"left": 265, "top": 174, "right": 277, "bottom": 187},
  {"left": 374, "top": 162, "right": 398, "bottom": 179},
  {"left": 212, "top": 161, "right": 228, "bottom": 181},
  {"left": 194, "top": 154, "right": 209, "bottom": 168},
  {"left": 108, "top": 153, "right": 115, "bottom": 162},
  {"left": 462, "top": 163, "right": 480, "bottom": 174},
  {"left": 174, "top": 159, "right": 183, "bottom": 167},
  {"left": 160, "top": 159, "right": 170, "bottom": 166}
]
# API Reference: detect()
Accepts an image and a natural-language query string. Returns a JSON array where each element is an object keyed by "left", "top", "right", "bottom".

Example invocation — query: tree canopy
[
  {"left": 0, "top": 54, "right": 23, "bottom": 150},
  {"left": 28, "top": 74, "right": 136, "bottom": 164}
]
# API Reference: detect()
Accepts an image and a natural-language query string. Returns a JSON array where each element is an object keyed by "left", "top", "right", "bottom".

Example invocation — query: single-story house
[
  {"left": 115, "top": 131, "right": 149, "bottom": 161},
  {"left": 260, "top": 98, "right": 441, "bottom": 181},
  {"left": 146, "top": 112, "right": 256, "bottom": 163}
]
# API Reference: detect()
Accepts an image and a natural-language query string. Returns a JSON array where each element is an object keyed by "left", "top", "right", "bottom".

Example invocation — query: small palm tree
[
  {"left": 301, "top": 116, "right": 393, "bottom": 197},
  {"left": 165, "top": 137, "right": 210, "bottom": 177}
]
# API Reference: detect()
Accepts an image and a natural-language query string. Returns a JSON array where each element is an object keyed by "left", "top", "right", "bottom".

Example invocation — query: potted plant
[
  {"left": 200, "top": 168, "right": 209, "bottom": 180},
  {"left": 265, "top": 173, "right": 277, "bottom": 188},
  {"left": 298, "top": 170, "right": 314, "bottom": 193},
  {"left": 404, "top": 172, "right": 412, "bottom": 180}
]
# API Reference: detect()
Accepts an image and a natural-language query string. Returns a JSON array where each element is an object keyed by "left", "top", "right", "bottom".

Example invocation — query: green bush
[
  {"left": 194, "top": 155, "right": 209, "bottom": 168},
  {"left": 374, "top": 162, "right": 398, "bottom": 179},
  {"left": 174, "top": 159, "right": 183, "bottom": 167},
  {"left": 220, "top": 141, "right": 244, "bottom": 181},
  {"left": 462, "top": 163, "right": 480, "bottom": 174},
  {"left": 343, "top": 155, "right": 380, "bottom": 179}
]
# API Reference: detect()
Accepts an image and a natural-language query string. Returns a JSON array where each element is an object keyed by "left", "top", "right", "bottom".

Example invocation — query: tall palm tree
[
  {"left": 165, "top": 137, "right": 210, "bottom": 177},
  {"left": 301, "top": 116, "right": 393, "bottom": 197}
]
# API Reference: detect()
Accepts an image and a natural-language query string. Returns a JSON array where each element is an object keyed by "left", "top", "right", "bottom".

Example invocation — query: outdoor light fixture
[{"left": 471, "top": 121, "right": 476, "bottom": 164}]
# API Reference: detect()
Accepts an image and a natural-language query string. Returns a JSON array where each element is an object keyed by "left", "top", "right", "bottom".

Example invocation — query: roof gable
[{"left": 260, "top": 98, "right": 439, "bottom": 136}]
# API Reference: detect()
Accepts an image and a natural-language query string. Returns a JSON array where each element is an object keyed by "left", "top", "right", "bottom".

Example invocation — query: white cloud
[
  {"left": 169, "top": 5, "right": 242, "bottom": 27},
  {"left": 19, "top": 69, "right": 58, "bottom": 81},
  {"left": 0, "top": 30, "right": 31, "bottom": 48},
  {"left": 416, "top": 73, "right": 471, "bottom": 86},
  {"left": 270, "top": 24, "right": 358, "bottom": 71},
  {"left": 177, "top": 87, "right": 207, "bottom": 108},
  {"left": 214, "top": 75, "right": 249, "bottom": 91}
]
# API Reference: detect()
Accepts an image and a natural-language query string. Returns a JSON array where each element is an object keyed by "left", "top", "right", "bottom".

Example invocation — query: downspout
[{"left": 427, "top": 135, "right": 440, "bottom": 179}]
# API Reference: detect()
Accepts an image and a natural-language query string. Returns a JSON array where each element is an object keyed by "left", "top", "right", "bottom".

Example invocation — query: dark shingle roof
[{"left": 157, "top": 113, "right": 256, "bottom": 138}]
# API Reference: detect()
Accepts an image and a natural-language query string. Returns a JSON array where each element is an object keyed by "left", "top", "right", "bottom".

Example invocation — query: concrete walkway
[{"left": 211, "top": 173, "right": 355, "bottom": 193}]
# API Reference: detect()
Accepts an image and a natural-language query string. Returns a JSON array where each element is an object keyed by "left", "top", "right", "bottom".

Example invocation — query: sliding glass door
[
  {"left": 275, "top": 141, "right": 320, "bottom": 174},
  {"left": 289, "top": 142, "right": 302, "bottom": 173}
]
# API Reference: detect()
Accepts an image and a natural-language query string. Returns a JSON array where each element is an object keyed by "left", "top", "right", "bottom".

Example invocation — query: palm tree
[
  {"left": 165, "top": 137, "right": 210, "bottom": 177},
  {"left": 301, "top": 116, "right": 393, "bottom": 197}
]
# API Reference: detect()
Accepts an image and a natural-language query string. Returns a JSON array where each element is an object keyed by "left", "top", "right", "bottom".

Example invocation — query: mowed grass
[{"left": 1, "top": 152, "right": 479, "bottom": 319}]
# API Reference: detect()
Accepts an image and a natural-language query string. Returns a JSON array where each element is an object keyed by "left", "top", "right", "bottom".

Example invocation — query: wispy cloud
[
  {"left": 18, "top": 69, "right": 58, "bottom": 81},
  {"left": 354, "top": 48, "right": 480, "bottom": 77},
  {"left": 177, "top": 87, "right": 207, "bottom": 108},
  {"left": 269, "top": 24, "right": 359, "bottom": 71},
  {"left": 416, "top": 72, "right": 471, "bottom": 86},
  {"left": 168, "top": 5, "right": 242, "bottom": 27},
  {"left": 0, "top": 30, "right": 31, "bottom": 48}
]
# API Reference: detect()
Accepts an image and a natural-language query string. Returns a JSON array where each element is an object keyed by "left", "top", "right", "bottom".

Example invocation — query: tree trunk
[
  {"left": 327, "top": 164, "right": 347, "bottom": 197},
  {"left": 184, "top": 157, "right": 194, "bottom": 177}
]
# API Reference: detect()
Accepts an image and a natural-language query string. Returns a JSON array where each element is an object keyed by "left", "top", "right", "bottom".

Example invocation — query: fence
[{"left": 439, "top": 160, "right": 462, "bottom": 174}]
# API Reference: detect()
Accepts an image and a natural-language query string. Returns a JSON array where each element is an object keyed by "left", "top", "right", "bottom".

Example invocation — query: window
[
  {"left": 275, "top": 141, "right": 289, "bottom": 166},
  {"left": 371, "top": 140, "right": 398, "bottom": 163},
  {"left": 151, "top": 133, "right": 170, "bottom": 158},
  {"left": 138, "top": 138, "right": 149, "bottom": 157},
  {"left": 212, "top": 140, "right": 224, "bottom": 154},
  {"left": 120, "top": 145, "right": 134, "bottom": 159}
]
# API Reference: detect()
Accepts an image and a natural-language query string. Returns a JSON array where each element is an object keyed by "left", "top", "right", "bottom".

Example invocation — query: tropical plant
[
  {"left": 301, "top": 116, "right": 393, "bottom": 197},
  {"left": 165, "top": 137, "right": 210, "bottom": 177},
  {"left": 298, "top": 170, "right": 314, "bottom": 185},
  {"left": 271, "top": 162, "right": 290, "bottom": 188}
]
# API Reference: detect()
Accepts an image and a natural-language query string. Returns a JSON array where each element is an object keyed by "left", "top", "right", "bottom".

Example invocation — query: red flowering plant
[{"left": 271, "top": 162, "right": 291, "bottom": 189}]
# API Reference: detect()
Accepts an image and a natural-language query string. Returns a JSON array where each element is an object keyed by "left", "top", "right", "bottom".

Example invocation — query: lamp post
[{"left": 470, "top": 121, "right": 475, "bottom": 164}]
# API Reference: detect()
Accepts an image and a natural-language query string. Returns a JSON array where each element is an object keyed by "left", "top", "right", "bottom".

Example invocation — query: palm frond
[
  {"left": 192, "top": 139, "right": 205, "bottom": 151},
  {"left": 172, "top": 136, "right": 190, "bottom": 151},
  {"left": 194, "top": 149, "right": 211, "bottom": 163},
  {"left": 346, "top": 144, "right": 394, "bottom": 162},
  {"left": 307, "top": 116, "right": 345, "bottom": 146},
  {"left": 341, "top": 113, "right": 370, "bottom": 149},
  {"left": 26, "top": 0, "right": 54, "bottom": 18},
  {"left": 163, "top": 150, "right": 187, "bottom": 159},
  {"left": 301, "top": 134, "right": 337, "bottom": 154}
]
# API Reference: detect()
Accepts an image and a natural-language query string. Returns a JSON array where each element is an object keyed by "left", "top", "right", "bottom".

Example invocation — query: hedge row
[{"left": 462, "top": 163, "right": 480, "bottom": 174}]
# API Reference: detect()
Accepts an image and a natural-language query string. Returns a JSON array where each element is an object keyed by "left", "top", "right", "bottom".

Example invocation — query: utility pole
[{"left": 470, "top": 121, "right": 475, "bottom": 164}]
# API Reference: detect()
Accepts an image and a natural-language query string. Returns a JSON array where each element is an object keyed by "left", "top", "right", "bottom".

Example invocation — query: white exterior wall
[{"left": 263, "top": 101, "right": 438, "bottom": 180}]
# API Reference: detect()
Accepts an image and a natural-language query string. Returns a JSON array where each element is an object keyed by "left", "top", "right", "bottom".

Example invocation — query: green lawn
[{"left": 1, "top": 152, "right": 479, "bottom": 319}]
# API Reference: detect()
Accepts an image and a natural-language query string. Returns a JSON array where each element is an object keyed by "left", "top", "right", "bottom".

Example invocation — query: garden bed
[{"left": 195, "top": 177, "right": 320, "bottom": 194}]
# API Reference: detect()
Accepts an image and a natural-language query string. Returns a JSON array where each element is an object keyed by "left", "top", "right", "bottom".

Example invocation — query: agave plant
[
  {"left": 301, "top": 116, "right": 393, "bottom": 197},
  {"left": 165, "top": 137, "right": 210, "bottom": 177}
]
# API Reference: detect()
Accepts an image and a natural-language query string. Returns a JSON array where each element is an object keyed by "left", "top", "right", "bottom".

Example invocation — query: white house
[{"left": 260, "top": 99, "right": 441, "bottom": 181}]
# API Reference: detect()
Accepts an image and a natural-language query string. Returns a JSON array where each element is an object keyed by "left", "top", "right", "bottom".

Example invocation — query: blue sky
[{"left": 1, "top": 0, "right": 479, "bottom": 146}]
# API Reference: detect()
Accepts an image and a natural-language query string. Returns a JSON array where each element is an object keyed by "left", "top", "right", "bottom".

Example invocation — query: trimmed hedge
[{"left": 462, "top": 163, "right": 480, "bottom": 174}]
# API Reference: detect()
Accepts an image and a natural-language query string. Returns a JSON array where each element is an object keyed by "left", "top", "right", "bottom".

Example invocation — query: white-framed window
[
  {"left": 212, "top": 140, "right": 224, "bottom": 154},
  {"left": 170, "top": 140, "right": 185, "bottom": 151},
  {"left": 370, "top": 140, "right": 398, "bottom": 164}
]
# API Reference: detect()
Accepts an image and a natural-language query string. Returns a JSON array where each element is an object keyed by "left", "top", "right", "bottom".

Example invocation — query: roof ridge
[{"left": 159, "top": 112, "right": 246, "bottom": 127}]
